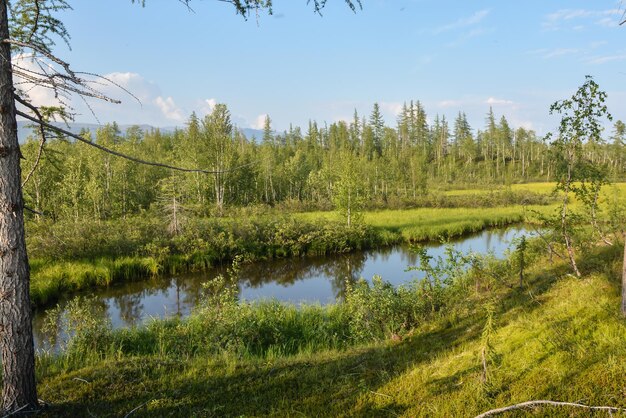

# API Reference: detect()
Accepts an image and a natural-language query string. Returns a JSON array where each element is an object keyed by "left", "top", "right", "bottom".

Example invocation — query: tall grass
[
  {"left": 27, "top": 184, "right": 571, "bottom": 309},
  {"left": 29, "top": 218, "right": 387, "bottom": 308},
  {"left": 34, "top": 238, "right": 626, "bottom": 417},
  {"left": 31, "top": 257, "right": 159, "bottom": 307}
]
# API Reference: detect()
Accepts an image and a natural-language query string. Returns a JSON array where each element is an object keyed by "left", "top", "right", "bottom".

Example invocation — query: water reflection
[{"left": 33, "top": 226, "right": 530, "bottom": 349}]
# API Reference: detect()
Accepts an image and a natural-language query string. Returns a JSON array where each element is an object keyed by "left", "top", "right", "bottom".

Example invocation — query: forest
[{"left": 20, "top": 102, "right": 626, "bottom": 221}]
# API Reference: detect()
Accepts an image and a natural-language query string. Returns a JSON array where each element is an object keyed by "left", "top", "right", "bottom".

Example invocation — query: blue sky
[{"left": 26, "top": 0, "right": 626, "bottom": 135}]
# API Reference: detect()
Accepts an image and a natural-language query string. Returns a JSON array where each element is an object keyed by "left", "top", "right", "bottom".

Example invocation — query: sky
[{"left": 19, "top": 0, "right": 626, "bottom": 136}]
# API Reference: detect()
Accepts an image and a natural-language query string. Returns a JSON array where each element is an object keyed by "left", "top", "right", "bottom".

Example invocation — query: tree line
[{"left": 20, "top": 101, "right": 626, "bottom": 222}]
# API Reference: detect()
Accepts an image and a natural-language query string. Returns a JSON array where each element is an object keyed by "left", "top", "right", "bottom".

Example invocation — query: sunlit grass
[
  {"left": 35, "top": 243, "right": 626, "bottom": 417},
  {"left": 298, "top": 205, "right": 551, "bottom": 242}
]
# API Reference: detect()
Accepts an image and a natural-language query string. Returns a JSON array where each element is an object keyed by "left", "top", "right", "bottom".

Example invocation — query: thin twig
[
  {"left": 4, "top": 39, "right": 75, "bottom": 78},
  {"left": 527, "top": 219, "right": 566, "bottom": 261},
  {"left": 369, "top": 390, "right": 392, "bottom": 398},
  {"left": 123, "top": 399, "right": 152, "bottom": 418},
  {"left": 16, "top": 95, "right": 48, "bottom": 187},
  {"left": 1, "top": 404, "right": 29, "bottom": 418},
  {"left": 475, "top": 400, "right": 626, "bottom": 418}
]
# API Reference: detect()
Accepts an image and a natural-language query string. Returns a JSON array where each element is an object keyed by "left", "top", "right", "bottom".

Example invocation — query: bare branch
[
  {"left": 18, "top": 101, "right": 47, "bottom": 187},
  {"left": 25, "top": 0, "right": 41, "bottom": 47},
  {"left": 3, "top": 39, "right": 75, "bottom": 77},
  {"left": 475, "top": 400, "right": 626, "bottom": 418},
  {"left": 23, "top": 206, "right": 44, "bottom": 217},
  {"left": 74, "top": 71, "right": 141, "bottom": 106}
]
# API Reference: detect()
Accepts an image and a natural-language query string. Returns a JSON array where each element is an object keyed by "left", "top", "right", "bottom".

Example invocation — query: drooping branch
[
  {"left": 475, "top": 400, "right": 626, "bottom": 418},
  {"left": 140, "top": 0, "right": 362, "bottom": 17},
  {"left": 4, "top": 39, "right": 74, "bottom": 76},
  {"left": 16, "top": 94, "right": 49, "bottom": 187},
  {"left": 11, "top": 37, "right": 259, "bottom": 181},
  {"left": 4, "top": 39, "right": 140, "bottom": 125},
  {"left": 20, "top": 125, "right": 45, "bottom": 186},
  {"left": 16, "top": 109, "right": 257, "bottom": 174}
]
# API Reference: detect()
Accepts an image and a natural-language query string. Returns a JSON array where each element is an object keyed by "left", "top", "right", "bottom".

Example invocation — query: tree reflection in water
[{"left": 33, "top": 226, "right": 531, "bottom": 350}]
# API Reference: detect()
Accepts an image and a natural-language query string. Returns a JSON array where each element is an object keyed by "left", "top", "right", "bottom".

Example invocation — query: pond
[{"left": 33, "top": 225, "right": 532, "bottom": 350}]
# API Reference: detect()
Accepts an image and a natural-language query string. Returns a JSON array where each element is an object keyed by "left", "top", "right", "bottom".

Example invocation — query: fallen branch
[
  {"left": 123, "top": 399, "right": 152, "bottom": 418},
  {"left": 475, "top": 400, "right": 626, "bottom": 418},
  {"left": 1, "top": 404, "right": 28, "bottom": 418}
]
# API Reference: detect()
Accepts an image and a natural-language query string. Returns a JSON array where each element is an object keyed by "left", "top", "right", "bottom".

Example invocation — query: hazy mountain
[
  {"left": 17, "top": 121, "right": 264, "bottom": 143},
  {"left": 239, "top": 128, "right": 265, "bottom": 141}
]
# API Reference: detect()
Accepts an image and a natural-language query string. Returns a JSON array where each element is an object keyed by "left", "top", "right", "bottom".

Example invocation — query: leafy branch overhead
[{"left": 132, "top": 0, "right": 363, "bottom": 16}]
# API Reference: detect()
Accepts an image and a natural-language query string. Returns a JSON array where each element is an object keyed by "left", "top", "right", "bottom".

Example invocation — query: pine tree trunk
[{"left": 0, "top": 0, "right": 39, "bottom": 412}]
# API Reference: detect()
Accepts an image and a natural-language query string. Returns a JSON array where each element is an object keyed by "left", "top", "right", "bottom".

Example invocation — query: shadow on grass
[{"left": 39, "top": 244, "right": 624, "bottom": 417}]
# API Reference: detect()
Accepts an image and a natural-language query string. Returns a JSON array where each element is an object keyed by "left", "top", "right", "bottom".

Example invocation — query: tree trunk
[
  {"left": 562, "top": 160, "right": 581, "bottom": 277},
  {"left": 622, "top": 234, "right": 626, "bottom": 317},
  {"left": 0, "top": 0, "right": 39, "bottom": 412}
]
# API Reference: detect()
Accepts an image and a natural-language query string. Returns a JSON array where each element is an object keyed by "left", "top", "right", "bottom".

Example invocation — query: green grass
[
  {"left": 298, "top": 205, "right": 546, "bottom": 242},
  {"left": 28, "top": 218, "right": 384, "bottom": 308},
  {"left": 34, "top": 242, "right": 626, "bottom": 417},
  {"left": 29, "top": 205, "right": 534, "bottom": 309},
  {"left": 29, "top": 180, "right": 624, "bottom": 308},
  {"left": 27, "top": 181, "right": 626, "bottom": 416},
  {"left": 30, "top": 257, "right": 159, "bottom": 307},
  {"left": 442, "top": 181, "right": 626, "bottom": 200}
]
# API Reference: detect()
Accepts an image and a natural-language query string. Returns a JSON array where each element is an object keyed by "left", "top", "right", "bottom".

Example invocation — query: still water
[{"left": 33, "top": 226, "right": 531, "bottom": 348}]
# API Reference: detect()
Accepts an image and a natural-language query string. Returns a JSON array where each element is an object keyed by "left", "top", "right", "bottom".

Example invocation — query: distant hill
[
  {"left": 240, "top": 128, "right": 264, "bottom": 142},
  {"left": 17, "top": 121, "right": 177, "bottom": 143},
  {"left": 17, "top": 121, "right": 264, "bottom": 143}
]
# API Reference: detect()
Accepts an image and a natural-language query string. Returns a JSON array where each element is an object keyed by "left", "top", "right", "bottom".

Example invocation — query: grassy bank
[
  {"left": 29, "top": 195, "right": 553, "bottom": 308},
  {"left": 29, "top": 217, "right": 387, "bottom": 308},
  {"left": 299, "top": 205, "right": 551, "bottom": 242},
  {"left": 34, "top": 239, "right": 626, "bottom": 417}
]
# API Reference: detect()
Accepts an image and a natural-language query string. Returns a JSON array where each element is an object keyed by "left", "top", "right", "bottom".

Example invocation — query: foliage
[
  {"left": 332, "top": 151, "right": 366, "bottom": 226},
  {"left": 9, "top": 0, "right": 71, "bottom": 52},
  {"left": 544, "top": 76, "right": 613, "bottom": 276},
  {"left": 20, "top": 102, "right": 624, "bottom": 226}
]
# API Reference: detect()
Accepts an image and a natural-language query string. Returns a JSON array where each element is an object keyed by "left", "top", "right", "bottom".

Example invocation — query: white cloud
[
  {"left": 434, "top": 9, "right": 490, "bottom": 34},
  {"left": 195, "top": 97, "right": 218, "bottom": 116},
  {"left": 486, "top": 97, "right": 514, "bottom": 106},
  {"left": 438, "top": 100, "right": 463, "bottom": 109},
  {"left": 101, "top": 72, "right": 160, "bottom": 104},
  {"left": 596, "top": 17, "right": 619, "bottom": 27},
  {"left": 586, "top": 53, "right": 626, "bottom": 65},
  {"left": 205, "top": 98, "right": 217, "bottom": 109},
  {"left": 589, "top": 40, "right": 609, "bottom": 49},
  {"left": 252, "top": 114, "right": 268, "bottom": 130},
  {"left": 154, "top": 96, "right": 184, "bottom": 122},
  {"left": 380, "top": 102, "right": 403, "bottom": 116},
  {"left": 543, "top": 48, "right": 579, "bottom": 58},
  {"left": 13, "top": 54, "right": 63, "bottom": 108},
  {"left": 543, "top": 8, "right": 621, "bottom": 30},
  {"left": 514, "top": 120, "right": 535, "bottom": 130}
]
